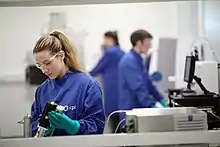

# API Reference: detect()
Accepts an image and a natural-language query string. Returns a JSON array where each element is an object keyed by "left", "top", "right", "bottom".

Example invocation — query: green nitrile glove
[{"left": 48, "top": 111, "right": 80, "bottom": 135}]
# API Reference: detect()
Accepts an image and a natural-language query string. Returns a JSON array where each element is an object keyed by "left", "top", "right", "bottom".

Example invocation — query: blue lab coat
[
  {"left": 118, "top": 49, "right": 164, "bottom": 111},
  {"left": 31, "top": 70, "right": 105, "bottom": 136},
  {"left": 90, "top": 45, "right": 125, "bottom": 116}
]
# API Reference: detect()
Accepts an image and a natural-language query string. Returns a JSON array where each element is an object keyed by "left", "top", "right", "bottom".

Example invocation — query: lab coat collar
[
  {"left": 51, "top": 70, "right": 74, "bottom": 89},
  {"left": 107, "top": 44, "right": 119, "bottom": 49},
  {"left": 131, "top": 49, "right": 144, "bottom": 66}
]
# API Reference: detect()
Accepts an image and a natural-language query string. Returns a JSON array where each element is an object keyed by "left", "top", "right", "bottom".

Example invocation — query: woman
[
  {"left": 90, "top": 31, "right": 125, "bottom": 132},
  {"left": 31, "top": 31, "right": 105, "bottom": 136}
]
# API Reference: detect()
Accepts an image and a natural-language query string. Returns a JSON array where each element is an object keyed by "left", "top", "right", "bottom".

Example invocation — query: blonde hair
[{"left": 33, "top": 31, "right": 84, "bottom": 73}]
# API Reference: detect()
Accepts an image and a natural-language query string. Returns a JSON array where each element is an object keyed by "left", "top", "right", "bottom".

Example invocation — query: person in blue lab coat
[
  {"left": 31, "top": 31, "right": 105, "bottom": 137},
  {"left": 118, "top": 29, "right": 167, "bottom": 119},
  {"left": 90, "top": 31, "right": 125, "bottom": 132}
]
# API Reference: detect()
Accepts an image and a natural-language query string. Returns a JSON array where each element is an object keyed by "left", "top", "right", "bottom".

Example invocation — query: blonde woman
[{"left": 31, "top": 31, "right": 105, "bottom": 136}]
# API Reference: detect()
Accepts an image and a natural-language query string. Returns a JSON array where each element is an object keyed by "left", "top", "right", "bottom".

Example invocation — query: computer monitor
[
  {"left": 183, "top": 56, "right": 211, "bottom": 94},
  {"left": 184, "top": 56, "right": 196, "bottom": 84}
]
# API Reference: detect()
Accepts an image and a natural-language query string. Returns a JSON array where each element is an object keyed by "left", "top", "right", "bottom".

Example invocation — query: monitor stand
[
  {"left": 182, "top": 76, "right": 212, "bottom": 95},
  {"left": 193, "top": 76, "right": 210, "bottom": 94},
  {"left": 181, "top": 76, "right": 215, "bottom": 97},
  {"left": 182, "top": 83, "right": 196, "bottom": 93}
]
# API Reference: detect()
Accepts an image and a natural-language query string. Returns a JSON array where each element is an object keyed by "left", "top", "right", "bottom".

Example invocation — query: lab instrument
[
  {"left": 35, "top": 102, "right": 64, "bottom": 137},
  {"left": 125, "top": 107, "right": 208, "bottom": 147},
  {"left": 168, "top": 56, "right": 220, "bottom": 129},
  {"left": 183, "top": 56, "right": 196, "bottom": 90},
  {"left": 18, "top": 114, "right": 31, "bottom": 138}
]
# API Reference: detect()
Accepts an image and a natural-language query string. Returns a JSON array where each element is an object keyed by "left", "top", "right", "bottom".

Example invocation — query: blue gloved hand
[
  {"left": 159, "top": 99, "right": 168, "bottom": 108},
  {"left": 150, "top": 71, "right": 163, "bottom": 82},
  {"left": 48, "top": 111, "right": 80, "bottom": 135}
]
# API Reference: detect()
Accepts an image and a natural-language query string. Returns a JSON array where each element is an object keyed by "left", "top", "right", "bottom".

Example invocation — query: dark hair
[
  {"left": 130, "top": 29, "right": 153, "bottom": 47},
  {"left": 104, "top": 31, "right": 120, "bottom": 46},
  {"left": 33, "top": 31, "right": 84, "bottom": 72}
]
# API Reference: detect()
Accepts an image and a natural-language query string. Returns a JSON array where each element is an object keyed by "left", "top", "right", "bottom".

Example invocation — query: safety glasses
[{"left": 35, "top": 53, "right": 59, "bottom": 69}]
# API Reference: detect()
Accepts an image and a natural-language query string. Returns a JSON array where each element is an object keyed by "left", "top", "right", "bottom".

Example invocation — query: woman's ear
[{"left": 59, "top": 50, "right": 65, "bottom": 60}]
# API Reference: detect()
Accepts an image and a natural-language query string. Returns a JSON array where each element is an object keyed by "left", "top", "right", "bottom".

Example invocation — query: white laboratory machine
[
  {"left": 193, "top": 61, "right": 219, "bottom": 94},
  {"left": 126, "top": 107, "right": 208, "bottom": 147}
]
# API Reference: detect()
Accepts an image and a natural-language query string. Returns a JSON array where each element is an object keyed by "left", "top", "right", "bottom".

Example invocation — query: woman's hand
[{"left": 48, "top": 111, "right": 80, "bottom": 135}]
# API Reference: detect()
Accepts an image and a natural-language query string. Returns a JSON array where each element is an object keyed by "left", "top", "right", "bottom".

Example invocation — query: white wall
[
  {"left": 204, "top": 0, "right": 220, "bottom": 61},
  {"left": 0, "top": 2, "right": 178, "bottom": 82},
  {"left": 174, "top": 1, "right": 201, "bottom": 88},
  {"left": 0, "top": 84, "right": 36, "bottom": 137}
]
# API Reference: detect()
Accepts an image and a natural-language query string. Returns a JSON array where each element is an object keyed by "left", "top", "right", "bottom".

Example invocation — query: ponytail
[
  {"left": 50, "top": 31, "right": 84, "bottom": 72},
  {"left": 33, "top": 30, "right": 84, "bottom": 73}
]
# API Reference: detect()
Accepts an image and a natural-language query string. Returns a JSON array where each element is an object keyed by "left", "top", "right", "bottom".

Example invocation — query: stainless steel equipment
[
  {"left": 18, "top": 114, "right": 31, "bottom": 138},
  {"left": 126, "top": 107, "right": 208, "bottom": 147}
]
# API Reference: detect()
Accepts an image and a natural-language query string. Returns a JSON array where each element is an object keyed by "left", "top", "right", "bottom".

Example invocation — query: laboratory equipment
[
  {"left": 168, "top": 94, "right": 220, "bottom": 130},
  {"left": 189, "top": 38, "right": 220, "bottom": 94},
  {"left": 18, "top": 114, "right": 31, "bottom": 138},
  {"left": 168, "top": 56, "right": 220, "bottom": 129},
  {"left": 125, "top": 107, "right": 208, "bottom": 147},
  {"left": 184, "top": 56, "right": 196, "bottom": 90},
  {"left": 190, "top": 37, "right": 220, "bottom": 62},
  {"left": 181, "top": 55, "right": 215, "bottom": 96},
  {"left": 35, "top": 102, "right": 64, "bottom": 137},
  {"left": 194, "top": 61, "right": 219, "bottom": 94},
  {"left": 126, "top": 107, "right": 207, "bottom": 132},
  {"left": 154, "top": 38, "right": 178, "bottom": 95}
]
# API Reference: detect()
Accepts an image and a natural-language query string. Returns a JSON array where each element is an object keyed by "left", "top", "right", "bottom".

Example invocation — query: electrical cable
[
  {"left": 114, "top": 118, "right": 126, "bottom": 133},
  {"left": 106, "top": 110, "right": 130, "bottom": 133},
  {"left": 207, "top": 111, "right": 220, "bottom": 120}
]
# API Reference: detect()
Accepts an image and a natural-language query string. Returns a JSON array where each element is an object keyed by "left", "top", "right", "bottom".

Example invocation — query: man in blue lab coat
[
  {"left": 90, "top": 31, "right": 125, "bottom": 122},
  {"left": 118, "top": 29, "right": 167, "bottom": 121}
]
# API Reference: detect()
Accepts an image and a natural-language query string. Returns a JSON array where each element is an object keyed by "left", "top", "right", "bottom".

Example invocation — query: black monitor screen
[{"left": 184, "top": 56, "right": 196, "bottom": 83}]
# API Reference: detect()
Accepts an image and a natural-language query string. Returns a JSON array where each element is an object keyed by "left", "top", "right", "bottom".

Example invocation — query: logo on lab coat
[{"left": 63, "top": 105, "right": 76, "bottom": 112}]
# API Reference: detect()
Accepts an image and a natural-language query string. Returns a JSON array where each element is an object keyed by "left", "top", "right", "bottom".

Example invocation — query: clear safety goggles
[{"left": 35, "top": 53, "right": 58, "bottom": 69}]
